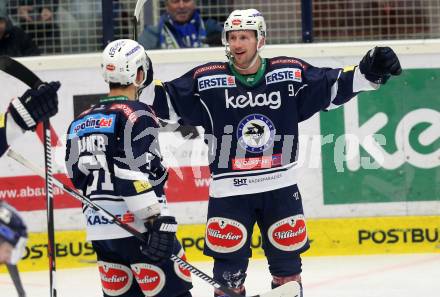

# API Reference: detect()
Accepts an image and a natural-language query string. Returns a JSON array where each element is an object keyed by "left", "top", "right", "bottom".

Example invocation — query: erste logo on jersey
[
  {"left": 205, "top": 217, "right": 247, "bottom": 253},
  {"left": 198, "top": 74, "right": 236, "bottom": 91},
  {"left": 265, "top": 68, "right": 302, "bottom": 85},
  {"left": 98, "top": 261, "right": 133, "bottom": 296},
  {"left": 237, "top": 114, "right": 276, "bottom": 153},
  {"left": 131, "top": 263, "right": 165, "bottom": 296},
  {"left": 69, "top": 113, "right": 116, "bottom": 138},
  {"left": 86, "top": 210, "right": 135, "bottom": 226},
  {"left": 268, "top": 215, "right": 308, "bottom": 251}
]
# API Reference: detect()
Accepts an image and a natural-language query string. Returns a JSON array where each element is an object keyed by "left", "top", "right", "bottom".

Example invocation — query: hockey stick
[
  {"left": 42, "top": 120, "right": 56, "bottom": 297},
  {"left": 7, "top": 148, "right": 300, "bottom": 297},
  {"left": 133, "top": 0, "right": 148, "bottom": 40},
  {"left": 6, "top": 264, "right": 26, "bottom": 297},
  {"left": 0, "top": 56, "right": 57, "bottom": 297},
  {"left": 0, "top": 56, "right": 41, "bottom": 89}
]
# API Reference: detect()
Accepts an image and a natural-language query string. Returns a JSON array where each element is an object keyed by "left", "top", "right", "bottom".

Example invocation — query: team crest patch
[
  {"left": 131, "top": 263, "right": 165, "bottom": 296},
  {"left": 267, "top": 215, "right": 308, "bottom": 252},
  {"left": 237, "top": 114, "right": 276, "bottom": 153},
  {"left": 205, "top": 217, "right": 247, "bottom": 253}
]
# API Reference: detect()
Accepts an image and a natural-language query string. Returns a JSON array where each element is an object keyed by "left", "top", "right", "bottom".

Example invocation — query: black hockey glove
[
  {"left": 359, "top": 47, "right": 402, "bottom": 84},
  {"left": 141, "top": 215, "right": 177, "bottom": 263},
  {"left": 9, "top": 81, "right": 60, "bottom": 131}
]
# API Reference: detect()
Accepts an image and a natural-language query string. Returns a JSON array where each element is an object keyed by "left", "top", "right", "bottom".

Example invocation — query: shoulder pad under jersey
[
  {"left": 268, "top": 56, "right": 310, "bottom": 70},
  {"left": 192, "top": 62, "right": 228, "bottom": 79}
]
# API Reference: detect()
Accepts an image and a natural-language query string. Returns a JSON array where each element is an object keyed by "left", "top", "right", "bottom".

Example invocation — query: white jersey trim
[
  {"left": 114, "top": 164, "right": 149, "bottom": 181},
  {"left": 123, "top": 191, "right": 160, "bottom": 218},
  {"left": 209, "top": 162, "right": 299, "bottom": 198},
  {"left": 6, "top": 113, "right": 25, "bottom": 147},
  {"left": 212, "top": 161, "right": 297, "bottom": 178},
  {"left": 84, "top": 200, "right": 147, "bottom": 241},
  {"left": 353, "top": 66, "right": 379, "bottom": 92}
]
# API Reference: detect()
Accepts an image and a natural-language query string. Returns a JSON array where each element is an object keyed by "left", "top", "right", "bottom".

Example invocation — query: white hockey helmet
[
  {"left": 101, "top": 39, "right": 150, "bottom": 87},
  {"left": 222, "top": 9, "right": 267, "bottom": 51}
]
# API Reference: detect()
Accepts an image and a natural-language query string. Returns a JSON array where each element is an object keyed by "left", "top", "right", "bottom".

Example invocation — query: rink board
[
  {"left": 0, "top": 41, "right": 439, "bottom": 232},
  {"left": 1, "top": 215, "right": 439, "bottom": 273}
]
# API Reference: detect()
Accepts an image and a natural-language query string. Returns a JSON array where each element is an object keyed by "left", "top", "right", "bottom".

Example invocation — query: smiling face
[
  {"left": 166, "top": 0, "right": 196, "bottom": 24},
  {"left": 227, "top": 30, "right": 264, "bottom": 72}
]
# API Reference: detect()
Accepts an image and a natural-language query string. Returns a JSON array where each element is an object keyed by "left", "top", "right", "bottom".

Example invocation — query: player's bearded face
[{"left": 227, "top": 30, "right": 258, "bottom": 69}]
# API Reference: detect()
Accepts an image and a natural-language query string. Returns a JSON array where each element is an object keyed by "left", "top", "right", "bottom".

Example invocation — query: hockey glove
[
  {"left": 359, "top": 47, "right": 402, "bottom": 84},
  {"left": 141, "top": 215, "right": 177, "bottom": 263},
  {"left": 9, "top": 81, "right": 60, "bottom": 131}
]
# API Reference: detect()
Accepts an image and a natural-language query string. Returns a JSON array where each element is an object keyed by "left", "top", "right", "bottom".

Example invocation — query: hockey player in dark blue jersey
[
  {"left": 151, "top": 8, "right": 402, "bottom": 297},
  {"left": 65, "top": 39, "right": 192, "bottom": 297},
  {"left": 0, "top": 81, "right": 60, "bottom": 157},
  {"left": 0, "top": 201, "right": 27, "bottom": 265}
]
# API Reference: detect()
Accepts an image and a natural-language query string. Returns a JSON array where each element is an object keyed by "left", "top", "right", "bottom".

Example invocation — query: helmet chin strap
[{"left": 133, "top": 69, "right": 148, "bottom": 99}]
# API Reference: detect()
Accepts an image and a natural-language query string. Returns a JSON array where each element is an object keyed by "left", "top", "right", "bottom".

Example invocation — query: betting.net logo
[{"left": 69, "top": 114, "right": 115, "bottom": 138}]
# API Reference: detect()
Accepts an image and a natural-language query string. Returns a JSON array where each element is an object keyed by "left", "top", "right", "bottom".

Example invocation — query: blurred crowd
[{"left": 0, "top": 0, "right": 437, "bottom": 57}]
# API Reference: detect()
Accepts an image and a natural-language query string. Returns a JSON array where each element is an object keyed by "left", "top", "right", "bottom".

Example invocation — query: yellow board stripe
[{"left": 1, "top": 216, "right": 439, "bottom": 273}]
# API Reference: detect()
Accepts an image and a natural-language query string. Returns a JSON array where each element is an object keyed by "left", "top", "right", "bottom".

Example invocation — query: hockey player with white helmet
[
  {"left": 150, "top": 8, "right": 402, "bottom": 297},
  {"left": 222, "top": 9, "right": 267, "bottom": 71},
  {"left": 65, "top": 39, "right": 192, "bottom": 297}
]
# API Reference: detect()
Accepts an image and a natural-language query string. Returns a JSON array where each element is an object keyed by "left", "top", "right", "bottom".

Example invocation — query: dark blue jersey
[
  {"left": 152, "top": 57, "right": 377, "bottom": 197},
  {"left": 65, "top": 97, "right": 166, "bottom": 240},
  {"left": 0, "top": 113, "right": 7, "bottom": 156}
]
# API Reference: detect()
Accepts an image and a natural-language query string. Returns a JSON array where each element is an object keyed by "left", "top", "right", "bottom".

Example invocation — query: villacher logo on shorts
[
  {"left": 237, "top": 114, "right": 276, "bottom": 153},
  {"left": 98, "top": 261, "right": 133, "bottom": 296},
  {"left": 268, "top": 215, "right": 308, "bottom": 252},
  {"left": 131, "top": 263, "right": 166, "bottom": 296},
  {"left": 205, "top": 217, "right": 247, "bottom": 253}
]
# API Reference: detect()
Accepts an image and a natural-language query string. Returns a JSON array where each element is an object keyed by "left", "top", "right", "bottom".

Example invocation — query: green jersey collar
[
  {"left": 99, "top": 95, "right": 129, "bottom": 103},
  {"left": 230, "top": 58, "right": 267, "bottom": 87}
]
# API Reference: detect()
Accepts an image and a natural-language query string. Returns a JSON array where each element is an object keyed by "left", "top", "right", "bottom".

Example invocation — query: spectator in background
[
  {"left": 0, "top": 12, "right": 40, "bottom": 56},
  {"left": 139, "top": 0, "right": 222, "bottom": 49},
  {"left": 0, "top": 1, "right": 6, "bottom": 18},
  {"left": 17, "top": 0, "right": 60, "bottom": 54}
]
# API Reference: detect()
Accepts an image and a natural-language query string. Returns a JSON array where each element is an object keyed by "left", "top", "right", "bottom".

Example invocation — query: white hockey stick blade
[
  {"left": 258, "top": 281, "right": 301, "bottom": 297},
  {"left": 134, "top": 0, "right": 148, "bottom": 21}
]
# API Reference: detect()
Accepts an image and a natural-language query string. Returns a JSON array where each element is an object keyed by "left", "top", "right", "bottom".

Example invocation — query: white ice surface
[{"left": 1, "top": 253, "right": 439, "bottom": 297}]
